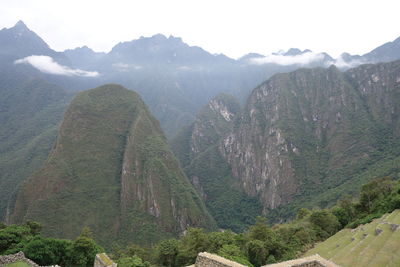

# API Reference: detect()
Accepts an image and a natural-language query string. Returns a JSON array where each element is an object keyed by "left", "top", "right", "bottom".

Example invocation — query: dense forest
[{"left": 2, "top": 176, "right": 399, "bottom": 267}]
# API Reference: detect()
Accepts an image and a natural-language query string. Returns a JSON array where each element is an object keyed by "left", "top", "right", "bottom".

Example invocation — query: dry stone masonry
[
  {"left": 263, "top": 254, "right": 340, "bottom": 267},
  {"left": 94, "top": 253, "right": 117, "bottom": 267},
  {"left": 188, "top": 252, "right": 339, "bottom": 267},
  {"left": 0, "top": 251, "right": 60, "bottom": 267},
  {"left": 188, "top": 252, "right": 247, "bottom": 267}
]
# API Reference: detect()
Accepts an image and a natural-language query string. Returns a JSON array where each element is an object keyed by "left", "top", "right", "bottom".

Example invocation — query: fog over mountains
[
  {"left": 1, "top": 18, "right": 400, "bottom": 258},
  {"left": 2, "top": 21, "right": 400, "bottom": 138}
]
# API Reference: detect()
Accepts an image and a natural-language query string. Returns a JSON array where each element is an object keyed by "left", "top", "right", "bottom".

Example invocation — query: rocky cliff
[
  {"left": 174, "top": 60, "right": 400, "bottom": 223},
  {"left": 172, "top": 94, "right": 262, "bottom": 232},
  {"left": 221, "top": 62, "right": 400, "bottom": 216},
  {"left": 11, "top": 84, "right": 215, "bottom": 246}
]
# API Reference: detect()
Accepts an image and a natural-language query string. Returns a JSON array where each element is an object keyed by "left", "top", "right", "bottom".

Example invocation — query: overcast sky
[{"left": 1, "top": 0, "right": 399, "bottom": 59}]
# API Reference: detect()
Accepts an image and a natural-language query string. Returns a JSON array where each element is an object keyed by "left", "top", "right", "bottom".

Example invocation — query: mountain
[
  {"left": 0, "top": 69, "right": 72, "bottom": 222},
  {"left": 107, "top": 34, "right": 234, "bottom": 67},
  {"left": 223, "top": 60, "right": 400, "bottom": 219},
  {"left": 10, "top": 84, "right": 216, "bottom": 247},
  {"left": 0, "top": 21, "right": 68, "bottom": 66},
  {"left": 171, "top": 94, "right": 262, "bottom": 232},
  {"left": 4, "top": 20, "right": 400, "bottom": 138},
  {"left": 305, "top": 209, "right": 400, "bottom": 267},
  {"left": 173, "top": 60, "right": 400, "bottom": 225},
  {"left": 63, "top": 46, "right": 105, "bottom": 70},
  {"left": 363, "top": 36, "right": 400, "bottom": 63}
]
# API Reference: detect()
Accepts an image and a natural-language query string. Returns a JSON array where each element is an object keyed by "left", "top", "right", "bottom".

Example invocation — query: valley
[{"left": 0, "top": 13, "right": 400, "bottom": 267}]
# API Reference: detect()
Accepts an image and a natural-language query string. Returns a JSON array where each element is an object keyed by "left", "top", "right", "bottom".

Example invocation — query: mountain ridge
[{"left": 11, "top": 84, "right": 216, "bottom": 247}]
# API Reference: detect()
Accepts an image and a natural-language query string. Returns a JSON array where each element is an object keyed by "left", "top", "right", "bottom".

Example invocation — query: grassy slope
[
  {"left": 306, "top": 209, "right": 400, "bottom": 267},
  {"left": 5, "top": 262, "right": 31, "bottom": 267}
]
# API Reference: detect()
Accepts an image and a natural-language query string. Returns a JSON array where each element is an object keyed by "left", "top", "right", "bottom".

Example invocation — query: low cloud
[
  {"left": 112, "top": 63, "right": 142, "bottom": 71},
  {"left": 249, "top": 51, "right": 325, "bottom": 66},
  {"left": 327, "top": 56, "right": 366, "bottom": 69},
  {"left": 15, "top": 55, "right": 99, "bottom": 77}
]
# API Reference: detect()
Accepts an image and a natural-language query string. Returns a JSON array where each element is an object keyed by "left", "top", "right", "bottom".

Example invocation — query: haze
[{"left": 1, "top": 0, "right": 399, "bottom": 58}]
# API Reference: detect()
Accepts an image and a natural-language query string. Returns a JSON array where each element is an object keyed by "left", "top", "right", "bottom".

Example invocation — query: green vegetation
[
  {"left": 0, "top": 222, "right": 102, "bottom": 267},
  {"left": 306, "top": 210, "right": 400, "bottom": 267},
  {"left": 256, "top": 66, "right": 400, "bottom": 222},
  {"left": 5, "top": 262, "right": 31, "bottom": 267},
  {"left": 11, "top": 84, "right": 215, "bottom": 248},
  {"left": 172, "top": 93, "right": 262, "bottom": 232},
  {"left": 3, "top": 176, "right": 400, "bottom": 267},
  {"left": 0, "top": 71, "right": 72, "bottom": 220},
  {"left": 185, "top": 146, "right": 262, "bottom": 232}
]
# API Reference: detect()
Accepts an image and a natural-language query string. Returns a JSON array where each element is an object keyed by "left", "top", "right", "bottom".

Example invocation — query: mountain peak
[
  {"left": 284, "top": 48, "right": 302, "bottom": 56},
  {"left": 14, "top": 20, "right": 29, "bottom": 31}
]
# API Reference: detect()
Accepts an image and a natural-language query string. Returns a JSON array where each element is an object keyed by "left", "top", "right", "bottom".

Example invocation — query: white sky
[{"left": 1, "top": 0, "right": 399, "bottom": 59}]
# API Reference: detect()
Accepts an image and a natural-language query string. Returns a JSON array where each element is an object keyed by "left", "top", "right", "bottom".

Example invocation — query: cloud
[
  {"left": 249, "top": 51, "right": 325, "bottom": 66},
  {"left": 327, "top": 56, "right": 366, "bottom": 69},
  {"left": 112, "top": 63, "right": 142, "bottom": 70},
  {"left": 15, "top": 55, "right": 99, "bottom": 77}
]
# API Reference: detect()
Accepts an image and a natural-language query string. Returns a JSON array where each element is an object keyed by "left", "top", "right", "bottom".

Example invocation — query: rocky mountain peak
[{"left": 13, "top": 20, "right": 29, "bottom": 31}]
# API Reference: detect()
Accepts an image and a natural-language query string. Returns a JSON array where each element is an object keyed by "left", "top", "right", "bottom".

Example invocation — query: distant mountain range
[
  {"left": 1, "top": 20, "right": 400, "bottom": 247},
  {"left": 2, "top": 21, "right": 400, "bottom": 137}
]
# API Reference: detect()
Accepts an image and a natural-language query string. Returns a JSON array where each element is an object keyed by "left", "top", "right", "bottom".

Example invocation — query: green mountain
[
  {"left": 172, "top": 94, "right": 262, "bottom": 232},
  {"left": 306, "top": 209, "right": 400, "bottom": 267},
  {"left": 0, "top": 70, "right": 72, "bottom": 221},
  {"left": 173, "top": 60, "right": 400, "bottom": 225},
  {"left": 11, "top": 84, "right": 216, "bottom": 247},
  {"left": 222, "top": 62, "right": 400, "bottom": 219}
]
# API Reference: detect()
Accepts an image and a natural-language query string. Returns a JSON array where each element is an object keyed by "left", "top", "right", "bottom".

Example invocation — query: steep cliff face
[
  {"left": 190, "top": 93, "right": 241, "bottom": 158},
  {"left": 11, "top": 84, "right": 215, "bottom": 246},
  {"left": 220, "top": 62, "right": 400, "bottom": 216},
  {"left": 348, "top": 61, "right": 400, "bottom": 135},
  {"left": 172, "top": 94, "right": 262, "bottom": 232}
]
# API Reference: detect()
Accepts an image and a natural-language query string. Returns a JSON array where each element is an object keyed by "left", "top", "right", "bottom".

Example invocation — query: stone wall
[
  {"left": 194, "top": 252, "right": 246, "bottom": 267},
  {"left": 0, "top": 251, "right": 59, "bottom": 267},
  {"left": 292, "top": 260, "right": 326, "bottom": 267},
  {"left": 94, "top": 253, "right": 117, "bottom": 267},
  {"left": 263, "top": 254, "right": 339, "bottom": 267}
]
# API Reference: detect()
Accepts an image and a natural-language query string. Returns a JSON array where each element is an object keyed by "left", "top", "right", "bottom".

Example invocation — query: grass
[
  {"left": 305, "top": 209, "right": 400, "bottom": 267},
  {"left": 5, "top": 261, "right": 31, "bottom": 267},
  {"left": 99, "top": 253, "right": 114, "bottom": 266}
]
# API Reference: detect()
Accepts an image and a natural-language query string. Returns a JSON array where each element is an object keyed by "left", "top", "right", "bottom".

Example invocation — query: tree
[
  {"left": 156, "top": 239, "right": 179, "bottom": 267},
  {"left": 70, "top": 235, "right": 102, "bottom": 267},
  {"left": 360, "top": 177, "right": 394, "bottom": 213},
  {"left": 176, "top": 228, "right": 209, "bottom": 266},
  {"left": 309, "top": 210, "right": 340, "bottom": 238},
  {"left": 117, "top": 256, "right": 150, "bottom": 267},
  {"left": 296, "top": 208, "right": 311, "bottom": 220},
  {"left": 218, "top": 244, "right": 253, "bottom": 267},
  {"left": 248, "top": 217, "right": 274, "bottom": 242},
  {"left": 246, "top": 240, "right": 267, "bottom": 267},
  {"left": 23, "top": 237, "right": 72, "bottom": 266},
  {"left": 25, "top": 221, "right": 42, "bottom": 235}
]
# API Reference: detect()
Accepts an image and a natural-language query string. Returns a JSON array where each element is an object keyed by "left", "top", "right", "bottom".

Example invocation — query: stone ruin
[
  {"left": 187, "top": 252, "right": 247, "bottom": 267},
  {"left": 94, "top": 253, "right": 117, "bottom": 267},
  {"left": 375, "top": 228, "right": 382, "bottom": 236},
  {"left": 0, "top": 251, "right": 60, "bottom": 267},
  {"left": 263, "top": 254, "right": 340, "bottom": 267},
  {"left": 186, "top": 252, "right": 340, "bottom": 267}
]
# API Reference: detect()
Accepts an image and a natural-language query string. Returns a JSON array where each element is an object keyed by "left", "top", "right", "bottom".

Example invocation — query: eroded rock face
[
  {"left": 190, "top": 93, "right": 241, "bottom": 157},
  {"left": 220, "top": 62, "right": 400, "bottom": 212}
]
